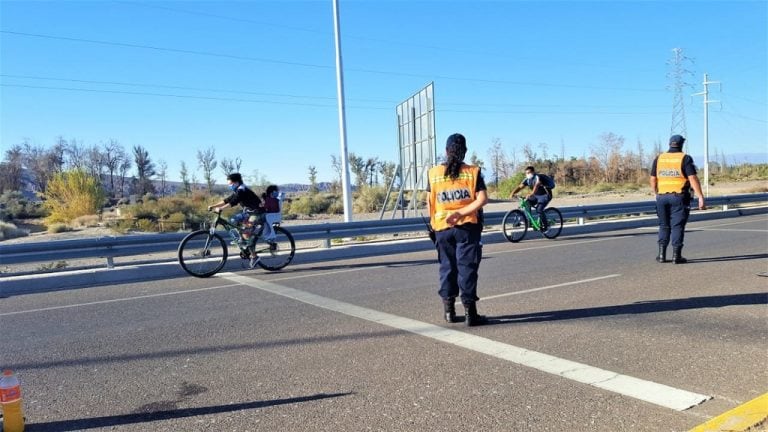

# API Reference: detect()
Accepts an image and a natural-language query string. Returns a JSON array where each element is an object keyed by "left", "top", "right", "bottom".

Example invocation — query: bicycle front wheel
[
  {"left": 178, "top": 230, "right": 228, "bottom": 277},
  {"left": 542, "top": 207, "right": 563, "bottom": 239},
  {"left": 254, "top": 226, "right": 295, "bottom": 271},
  {"left": 501, "top": 209, "right": 528, "bottom": 243}
]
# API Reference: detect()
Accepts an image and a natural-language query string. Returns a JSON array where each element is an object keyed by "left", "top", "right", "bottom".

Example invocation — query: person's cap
[{"left": 669, "top": 135, "right": 686, "bottom": 147}]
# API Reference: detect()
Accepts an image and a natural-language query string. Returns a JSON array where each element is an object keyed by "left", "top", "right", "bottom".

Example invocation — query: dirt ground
[{"left": 3, "top": 179, "right": 766, "bottom": 246}]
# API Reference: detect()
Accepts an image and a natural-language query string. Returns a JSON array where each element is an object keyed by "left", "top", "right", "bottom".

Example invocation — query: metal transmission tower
[{"left": 667, "top": 48, "right": 694, "bottom": 149}]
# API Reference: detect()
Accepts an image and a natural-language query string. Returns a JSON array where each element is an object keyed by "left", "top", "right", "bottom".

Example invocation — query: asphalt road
[{"left": 1, "top": 215, "right": 767, "bottom": 432}]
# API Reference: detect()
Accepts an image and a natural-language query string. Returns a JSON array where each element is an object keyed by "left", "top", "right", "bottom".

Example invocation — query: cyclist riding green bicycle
[
  {"left": 509, "top": 166, "right": 552, "bottom": 231},
  {"left": 207, "top": 172, "right": 264, "bottom": 244}
]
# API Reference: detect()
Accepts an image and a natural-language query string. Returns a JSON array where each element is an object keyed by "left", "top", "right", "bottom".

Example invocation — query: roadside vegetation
[{"left": 0, "top": 134, "right": 765, "bottom": 239}]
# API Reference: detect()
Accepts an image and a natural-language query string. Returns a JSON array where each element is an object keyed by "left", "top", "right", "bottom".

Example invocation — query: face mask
[
  {"left": 228, "top": 184, "right": 238, "bottom": 191},
  {"left": 271, "top": 191, "right": 279, "bottom": 198},
  {"left": 526, "top": 173, "right": 534, "bottom": 180}
]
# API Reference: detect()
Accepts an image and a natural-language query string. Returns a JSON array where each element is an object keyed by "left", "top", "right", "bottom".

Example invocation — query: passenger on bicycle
[
  {"left": 207, "top": 172, "right": 264, "bottom": 243},
  {"left": 509, "top": 166, "right": 552, "bottom": 231}
]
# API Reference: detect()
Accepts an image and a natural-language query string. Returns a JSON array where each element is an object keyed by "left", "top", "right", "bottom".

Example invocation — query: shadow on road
[
  {"left": 487, "top": 292, "right": 768, "bottom": 325},
  {"left": 686, "top": 253, "right": 768, "bottom": 263},
  {"left": 8, "top": 329, "right": 404, "bottom": 371},
  {"left": 27, "top": 392, "right": 352, "bottom": 431}
]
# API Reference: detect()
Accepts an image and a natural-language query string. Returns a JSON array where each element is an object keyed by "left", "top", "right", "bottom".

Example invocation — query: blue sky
[{"left": 1, "top": 0, "right": 766, "bottom": 185}]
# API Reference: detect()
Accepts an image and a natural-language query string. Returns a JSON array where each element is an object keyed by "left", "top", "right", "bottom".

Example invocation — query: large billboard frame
[{"left": 396, "top": 82, "right": 436, "bottom": 193}]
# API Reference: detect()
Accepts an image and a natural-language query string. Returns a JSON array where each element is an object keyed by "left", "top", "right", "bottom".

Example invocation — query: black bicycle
[
  {"left": 501, "top": 196, "right": 564, "bottom": 243},
  {"left": 178, "top": 210, "right": 295, "bottom": 277}
]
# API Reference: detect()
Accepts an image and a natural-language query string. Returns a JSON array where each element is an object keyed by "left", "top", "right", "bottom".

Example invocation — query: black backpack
[{"left": 538, "top": 174, "right": 556, "bottom": 189}]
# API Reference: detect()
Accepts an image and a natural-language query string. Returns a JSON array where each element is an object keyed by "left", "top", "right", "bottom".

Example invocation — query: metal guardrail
[{"left": 1, "top": 193, "right": 765, "bottom": 269}]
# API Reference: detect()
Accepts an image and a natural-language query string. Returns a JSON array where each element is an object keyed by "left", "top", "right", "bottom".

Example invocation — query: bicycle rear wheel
[
  {"left": 178, "top": 230, "right": 228, "bottom": 277},
  {"left": 253, "top": 226, "right": 295, "bottom": 271},
  {"left": 501, "top": 209, "right": 528, "bottom": 243},
  {"left": 542, "top": 207, "right": 563, "bottom": 239}
]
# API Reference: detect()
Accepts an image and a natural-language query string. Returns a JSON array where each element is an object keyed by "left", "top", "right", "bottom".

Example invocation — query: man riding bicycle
[{"left": 509, "top": 166, "right": 553, "bottom": 231}]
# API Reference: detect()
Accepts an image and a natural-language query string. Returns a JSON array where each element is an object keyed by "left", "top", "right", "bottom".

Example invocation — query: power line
[
  {"left": 117, "top": 0, "right": 661, "bottom": 74},
  {"left": 0, "top": 83, "right": 670, "bottom": 115},
  {"left": 1, "top": 30, "right": 667, "bottom": 93},
  {"left": 0, "top": 73, "right": 671, "bottom": 108}
]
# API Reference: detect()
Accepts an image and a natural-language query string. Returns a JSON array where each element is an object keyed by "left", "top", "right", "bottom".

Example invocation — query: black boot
[
  {"left": 656, "top": 244, "right": 667, "bottom": 263},
  {"left": 442, "top": 298, "right": 458, "bottom": 323},
  {"left": 672, "top": 246, "right": 687, "bottom": 264},
  {"left": 463, "top": 303, "right": 487, "bottom": 327}
]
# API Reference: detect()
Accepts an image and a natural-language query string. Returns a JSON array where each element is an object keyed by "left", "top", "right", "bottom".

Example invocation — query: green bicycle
[
  {"left": 178, "top": 210, "right": 296, "bottom": 278},
  {"left": 501, "top": 196, "right": 563, "bottom": 243}
]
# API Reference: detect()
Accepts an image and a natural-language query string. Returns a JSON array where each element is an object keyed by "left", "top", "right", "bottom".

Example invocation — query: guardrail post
[
  {"left": 722, "top": 203, "right": 729, "bottom": 211},
  {"left": 578, "top": 216, "right": 585, "bottom": 225},
  {"left": 321, "top": 238, "right": 331, "bottom": 249},
  {"left": 106, "top": 255, "right": 115, "bottom": 269}
]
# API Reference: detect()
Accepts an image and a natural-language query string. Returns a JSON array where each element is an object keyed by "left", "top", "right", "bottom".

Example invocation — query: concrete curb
[{"left": 2, "top": 207, "right": 764, "bottom": 296}]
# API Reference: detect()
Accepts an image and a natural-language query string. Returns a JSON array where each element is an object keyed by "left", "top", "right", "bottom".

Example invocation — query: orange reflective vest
[
  {"left": 656, "top": 152, "right": 688, "bottom": 194},
  {"left": 428, "top": 164, "right": 480, "bottom": 231}
]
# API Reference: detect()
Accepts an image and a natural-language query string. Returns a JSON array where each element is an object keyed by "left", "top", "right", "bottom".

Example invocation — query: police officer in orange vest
[
  {"left": 650, "top": 135, "right": 706, "bottom": 264},
  {"left": 427, "top": 133, "right": 489, "bottom": 326}
]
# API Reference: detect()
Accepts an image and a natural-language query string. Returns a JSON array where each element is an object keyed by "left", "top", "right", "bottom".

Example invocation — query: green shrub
[
  {"left": 72, "top": 215, "right": 100, "bottom": 228},
  {"left": 43, "top": 169, "right": 106, "bottom": 224},
  {"left": 38, "top": 261, "right": 68, "bottom": 271},
  {"left": 47, "top": 223, "right": 71, "bottom": 233},
  {"left": 0, "top": 191, "right": 46, "bottom": 220},
  {"left": 354, "top": 187, "right": 388, "bottom": 213},
  {"left": 0, "top": 221, "right": 29, "bottom": 240},
  {"left": 135, "top": 218, "right": 157, "bottom": 232}
]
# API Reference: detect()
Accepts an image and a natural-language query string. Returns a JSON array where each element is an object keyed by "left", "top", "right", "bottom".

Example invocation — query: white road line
[
  {"left": 482, "top": 274, "right": 622, "bottom": 301},
  {"left": 0, "top": 283, "right": 242, "bottom": 317},
  {"left": 220, "top": 272, "right": 711, "bottom": 411}
]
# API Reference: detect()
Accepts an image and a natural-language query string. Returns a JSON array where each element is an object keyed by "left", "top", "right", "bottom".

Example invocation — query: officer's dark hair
[
  {"left": 525, "top": 166, "right": 536, "bottom": 173},
  {"left": 227, "top": 173, "right": 243, "bottom": 184},
  {"left": 445, "top": 133, "right": 467, "bottom": 180}
]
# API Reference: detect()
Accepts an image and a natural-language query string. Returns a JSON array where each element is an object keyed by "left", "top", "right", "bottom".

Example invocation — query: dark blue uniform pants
[
  {"left": 656, "top": 193, "right": 690, "bottom": 247},
  {"left": 435, "top": 224, "right": 483, "bottom": 305},
  {"left": 526, "top": 193, "right": 551, "bottom": 228}
]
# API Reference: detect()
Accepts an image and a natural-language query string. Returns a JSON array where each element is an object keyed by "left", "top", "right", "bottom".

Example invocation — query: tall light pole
[
  {"left": 693, "top": 73, "right": 720, "bottom": 197},
  {"left": 332, "top": 0, "right": 353, "bottom": 222}
]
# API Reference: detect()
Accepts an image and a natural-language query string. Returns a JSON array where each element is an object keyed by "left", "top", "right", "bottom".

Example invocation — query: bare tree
[
  {"left": 22, "top": 140, "right": 59, "bottom": 192},
  {"left": 379, "top": 161, "right": 397, "bottom": 188},
  {"left": 102, "top": 140, "right": 124, "bottom": 196},
  {"left": 133, "top": 145, "right": 156, "bottom": 196},
  {"left": 469, "top": 151, "right": 485, "bottom": 171},
  {"left": 64, "top": 138, "right": 87, "bottom": 171},
  {"left": 365, "top": 157, "right": 379, "bottom": 186},
  {"left": 308, "top": 165, "right": 319, "bottom": 194},
  {"left": 487, "top": 138, "right": 509, "bottom": 187},
  {"left": 0, "top": 145, "right": 24, "bottom": 193},
  {"left": 180, "top": 161, "right": 191, "bottom": 197},
  {"left": 85, "top": 144, "right": 105, "bottom": 180},
  {"left": 348, "top": 153, "right": 366, "bottom": 189},
  {"left": 219, "top": 157, "right": 241, "bottom": 177},
  {"left": 157, "top": 160, "right": 168, "bottom": 197},
  {"left": 118, "top": 156, "right": 132, "bottom": 198},
  {"left": 521, "top": 143, "right": 537, "bottom": 165},
  {"left": 330, "top": 155, "right": 342, "bottom": 194},
  {"left": 590, "top": 132, "right": 625, "bottom": 182},
  {"left": 197, "top": 147, "right": 217, "bottom": 194}
]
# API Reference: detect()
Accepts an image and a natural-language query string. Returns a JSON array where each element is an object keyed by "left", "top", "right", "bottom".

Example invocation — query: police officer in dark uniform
[
  {"left": 427, "top": 133, "right": 489, "bottom": 326},
  {"left": 650, "top": 135, "right": 706, "bottom": 264}
]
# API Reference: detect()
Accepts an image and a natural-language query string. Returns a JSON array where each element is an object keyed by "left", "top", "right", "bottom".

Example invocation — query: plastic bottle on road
[{"left": 0, "top": 369, "right": 25, "bottom": 432}]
